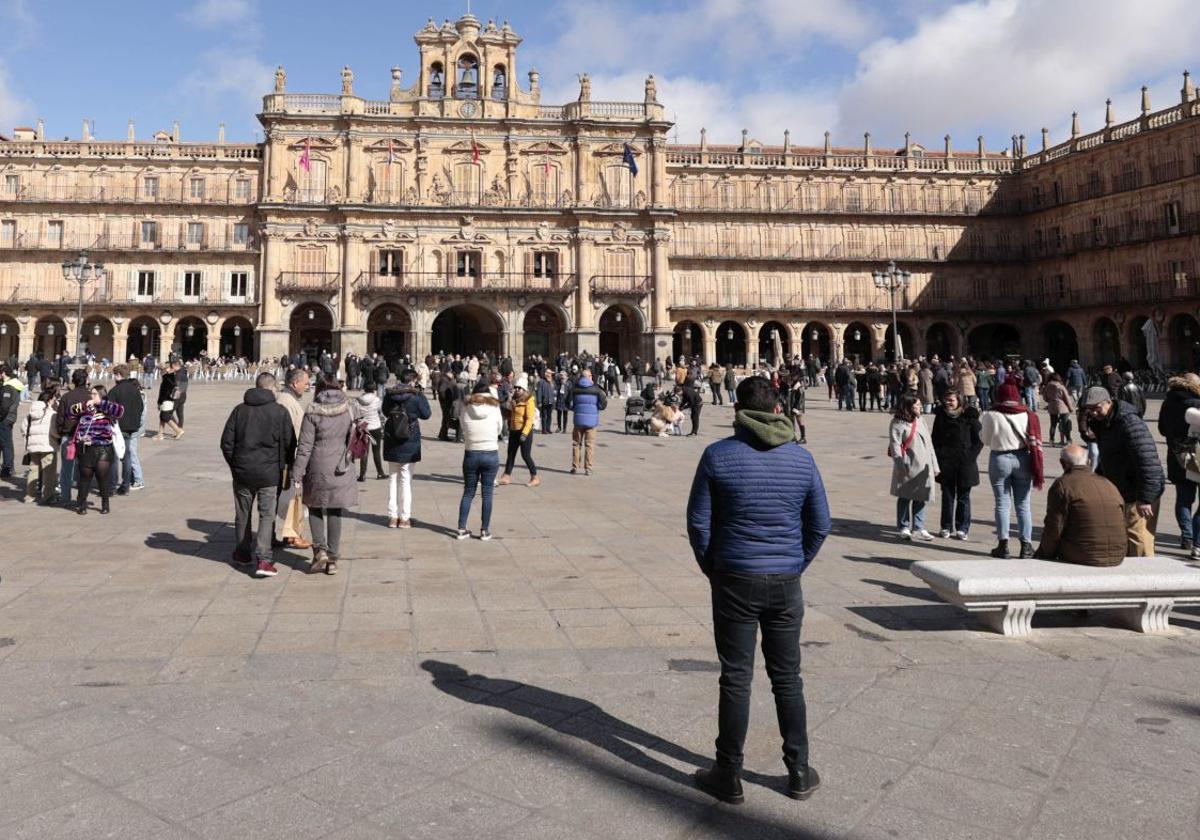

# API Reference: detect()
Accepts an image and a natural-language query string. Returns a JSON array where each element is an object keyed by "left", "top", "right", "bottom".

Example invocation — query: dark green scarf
[{"left": 736, "top": 410, "right": 795, "bottom": 447}]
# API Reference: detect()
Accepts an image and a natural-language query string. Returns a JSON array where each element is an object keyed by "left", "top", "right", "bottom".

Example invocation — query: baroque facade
[{"left": 1, "top": 13, "right": 1198, "bottom": 372}]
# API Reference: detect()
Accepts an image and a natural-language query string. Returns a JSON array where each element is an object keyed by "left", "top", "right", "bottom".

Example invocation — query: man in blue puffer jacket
[
  {"left": 686, "top": 375, "right": 831, "bottom": 806},
  {"left": 567, "top": 373, "right": 606, "bottom": 475}
]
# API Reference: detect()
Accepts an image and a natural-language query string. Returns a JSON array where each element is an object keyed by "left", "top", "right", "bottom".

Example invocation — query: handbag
[
  {"left": 111, "top": 428, "right": 126, "bottom": 460},
  {"left": 160, "top": 399, "right": 175, "bottom": 413},
  {"left": 21, "top": 415, "right": 32, "bottom": 466}
]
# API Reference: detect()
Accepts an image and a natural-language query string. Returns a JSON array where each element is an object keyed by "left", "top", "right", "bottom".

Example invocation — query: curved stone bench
[{"left": 910, "top": 557, "right": 1200, "bottom": 636}]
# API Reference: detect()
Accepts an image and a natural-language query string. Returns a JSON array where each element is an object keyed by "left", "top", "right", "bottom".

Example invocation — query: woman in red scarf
[{"left": 979, "top": 381, "right": 1044, "bottom": 557}]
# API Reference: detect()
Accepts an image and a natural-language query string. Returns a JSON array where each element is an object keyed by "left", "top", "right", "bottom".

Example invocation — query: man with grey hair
[
  {"left": 1034, "top": 444, "right": 1128, "bottom": 567},
  {"left": 275, "top": 367, "right": 312, "bottom": 549}
]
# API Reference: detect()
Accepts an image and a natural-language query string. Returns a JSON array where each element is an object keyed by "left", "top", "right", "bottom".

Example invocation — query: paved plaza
[{"left": 2, "top": 384, "right": 1200, "bottom": 839}]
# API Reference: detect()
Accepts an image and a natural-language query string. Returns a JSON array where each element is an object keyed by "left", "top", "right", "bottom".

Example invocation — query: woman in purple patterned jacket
[{"left": 70, "top": 385, "right": 124, "bottom": 515}]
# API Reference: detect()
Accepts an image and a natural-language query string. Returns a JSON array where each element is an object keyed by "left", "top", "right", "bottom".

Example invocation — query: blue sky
[{"left": 2, "top": 0, "right": 1198, "bottom": 152}]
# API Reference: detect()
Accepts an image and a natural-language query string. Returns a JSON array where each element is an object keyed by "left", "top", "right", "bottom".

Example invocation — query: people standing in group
[
  {"left": 155, "top": 363, "right": 185, "bottom": 440},
  {"left": 56, "top": 368, "right": 91, "bottom": 503},
  {"left": 275, "top": 368, "right": 312, "bottom": 550},
  {"left": 497, "top": 374, "right": 539, "bottom": 487},
  {"left": 975, "top": 363, "right": 994, "bottom": 411},
  {"left": 686, "top": 375, "right": 830, "bottom": 805},
  {"left": 1040, "top": 372, "right": 1074, "bottom": 446},
  {"left": 980, "top": 381, "right": 1044, "bottom": 558},
  {"left": 0, "top": 364, "right": 22, "bottom": 478},
  {"left": 108, "top": 364, "right": 145, "bottom": 494},
  {"left": 535, "top": 370, "right": 555, "bottom": 439},
  {"left": 21, "top": 385, "right": 59, "bottom": 504},
  {"left": 889, "top": 394, "right": 938, "bottom": 541},
  {"left": 354, "top": 387, "right": 387, "bottom": 482},
  {"left": 292, "top": 375, "right": 358, "bottom": 574},
  {"left": 930, "top": 390, "right": 982, "bottom": 540},
  {"left": 1159, "top": 373, "right": 1200, "bottom": 558},
  {"left": 456, "top": 381, "right": 504, "bottom": 540},
  {"left": 220, "top": 372, "right": 296, "bottom": 577},
  {"left": 381, "top": 369, "right": 431, "bottom": 529},
  {"left": 1083, "top": 386, "right": 1164, "bottom": 556},
  {"left": 568, "top": 371, "right": 606, "bottom": 475},
  {"left": 68, "top": 385, "right": 125, "bottom": 515}
]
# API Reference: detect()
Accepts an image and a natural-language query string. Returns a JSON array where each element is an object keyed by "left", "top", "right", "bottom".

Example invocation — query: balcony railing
[
  {"left": 0, "top": 277, "right": 257, "bottom": 306},
  {"left": 0, "top": 185, "right": 256, "bottom": 205},
  {"left": 0, "top": 140, "right": 262, "bottom": 161},
  {"left": 669, "top": 287, "right": 897, "bottom": 312},
  {"left": 276, "top": 272, "right": 342, "bottom": 293},
  {"left": 670, "top": 193, "right": 1018, "bottom": 217},
  {"left": 1021, "top": 276, "right": 1200, "bottom": 310},
  {"left": 353, "top": 271, "right": 577, "bottom": 295},
  {"left": 666, "top": 149, "right": 1016, "bottom": 174},
  {"left": 589, "top": 275, "right": 653, "bottom": 295},
  {"left": 0, "top": 232, "right": 257, "bottom": 252}
]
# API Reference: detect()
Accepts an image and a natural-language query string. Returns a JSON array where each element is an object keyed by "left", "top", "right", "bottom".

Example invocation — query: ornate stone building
[{"left": 1, "top": 13, "right": 1198, "bottom": 371}]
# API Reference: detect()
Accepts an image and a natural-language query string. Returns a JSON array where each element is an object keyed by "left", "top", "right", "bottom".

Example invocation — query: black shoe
[
  {"left": 1019, "top": 541, "right": 1035, "bottom": 559},
  {"left": 0, "top": 469, "right": 11, "bottom": 479},
  {"left": 990, "top": 539, "right": 1009, "bottom": 559},
  {"left": 76, "top": 503, "right": 87, "bottom": 516},
  {"left": 787, "top": 765, "right": 821, "bottom": 800},
  {"left": 116, "top": 486, "right": 129, "bottom": 496},
  {"left": 357, "top": 476, "right": 366, "bottom": 483},
  {"left": 1183, "top": 539, "right": 1194, "bottom": 552},
  {"left": 694, "top": 766, "right": 744, "bottom": 805},
  {"left": 100, "top": 499, "right": 111, "bottom": 515}
]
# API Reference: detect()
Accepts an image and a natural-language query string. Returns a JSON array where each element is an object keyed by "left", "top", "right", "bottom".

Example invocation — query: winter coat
[
  {"left": 108, "top": 378, "right": 145, "bottom": 433},
  {"left": 461, "top": 393, "right": 504, "bottom": 451},
  {"left": 930, "top": 406, "right": 982, "bottom": 489},
  {"left": 0, "top": 377, "right": 21, "bottom": 426},
  {"left": 535, "top": 378, "right": 555, "bottom": 409},
  {"left": 380, "top": 385, "right": 431, "bottom": 463},
  {"left": 276, "top": 388, "right": 307, "bottom": 436},
  {"left": 157, "top": 372, "right": 178, "bottom": 409},
  {"left": 1034, "top": 466, "right": 1128, "bottom": 567},
  {"left": 889, "top": 415, "right": 939, "bottom": 501},
  {"left": 1066, "top": 363, "right": 1087, "bottom": 391},
  {"left": 917, "top": 369, "right": 935, "bottom": 403},
  {"left": 954, "top": 369, "right": 977, "bottom": 397},
  {"left": 568, "top": 376, "right": 607, "bottom": 429},
  {"left": 1158, "top": 378, "right": 1200, "bottom": 484},
  {"left": 554, "top": 379, "right": 571, "bottom": 411},
  {"left": 1041, "top": 380, "right": 1073, "bottom": 416},
  {"left": 374, "top": 358, "right": 389, "bottom": 387},
  {"left": 686, "top": 411, "right": 831, "bottom": 576},
  {"left": 292, "top": 389, "right": 358, "bottom": 509},
  {"left": 510, "top": 393, "right": 536, "bottom": 434},
  {"left": 23, "top": 400, "right": 56, "bottom": 454},
  {"left": 355, "top": 392, "right": 383, "bottom": 431},
  {"left": 1118, "top": 383, "right": 1146, "bottom": 418},
  {"left": 1094, "top": 399, "right": 1165, "bottom": 504},
  {"left": 220, "top": 387, "right": 296, "bottom": 489}
]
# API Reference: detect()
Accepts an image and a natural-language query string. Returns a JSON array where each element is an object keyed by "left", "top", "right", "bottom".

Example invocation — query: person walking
[
  {"left": 220, "top": 372, "right": 296, "bottom": 577},
  {"left": 497, "top": 374, "right": 539, "bottom": 487},
  {"left": 723, "top": 363, "right": 736, "bottom": 405},
  {"left": 108, "top": 364, "right": 144, "bottom": 495},
  {"left": 889, "top": 394, "right": 938, "bottom": 541},
  {"left": 709, "top": 363, "right": 724, "bottom": 405},
  {"left": 1117, "top": 372, "right": 1147, "bottom": 418},
  {"left": 787, "top": 375, "right": 807, "bottom": 444},
  {"left": 292, "top": 376, "right": 358, "bottom": 574},
  {"left": 682, "top": 379, "right": 702, "bottom": 436},
  {"left": 56, "top": 368, "right": 90, "bottom": 503},
  {"left": 1041, "top": 372, "right": 1073, "bottom": 446},
  {"left": 917, "top": 363, "right": 935, "bottom": 414},
  {"left": 457, "top": 381, "right": 504, "bottom": 540},
  {"left": 554, "top": 370, "right": 571, "bottom": 433},
  {"left": 975, "top": 364, "right": 994, "bottom": 411},
  {"left": 354, "top": 387, "right": 387, "bottom": 482},
  {"left": 1066, "top": 359, "right": 1087, "bottom": 406},
  {"left": 68, "top": 385, "right": 125, "bottom": 515},
  {"left": 171, "top": 359, "right": 190, "bottom": 429},
  {"left": 980, "top": 381, "right": 1045, "bottom": 558},
  {"left": 21, "top": 386, "right": 58, "bottom": 504},
  {"left": 568, "top": 371, "right": 606, "bottom": 475},
  {"left": 381, "top": 369, "right": 432, "bottom": 529},
  {"left": 1158, "top": 373, "right": 1200, "bottom": 555},
  {"left": 930, "top": 391, "right": 982, "bottom": 540},
  {"left": 954, "top": 362, "right": 978, "bottom": 409},
  {"left": 535, "top": 370, "right": 555, "bottom": 441},
  {"left": 0, "top": 364, "right": 22, "bottom": 478},
  {"left": 275, "top": 368, "right": 312, "bottom": 549},
  {"left": 686, "top": 375, "right": 831, "bottom": 804},
  {"left": 154, "top": 363, "right": 184, "bottom": 440}
]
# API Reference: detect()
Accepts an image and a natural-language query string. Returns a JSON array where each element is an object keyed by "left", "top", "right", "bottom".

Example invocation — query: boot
[
  {"left": 694, "top": 765, "right": 744, "bottom": 805},
  {"left": 787, "top": 765, "right": 822, "bottom": 801},
  {"left": 990, "top": 539, "right": 1009, "bottom": 558},
  {"left": 100, "top": 497, "right": 110, "bottom": 515},
  {"left": 1019, "top": 541, "right": 1035, "bottom": 559},
  {"left": 76, "top": 484, "right": 90, "bottom": 516}
]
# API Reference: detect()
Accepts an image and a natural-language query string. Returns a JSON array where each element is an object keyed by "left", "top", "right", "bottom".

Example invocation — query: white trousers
[{"left": 387, "top": 462, "right": 412, "bottom": 520}]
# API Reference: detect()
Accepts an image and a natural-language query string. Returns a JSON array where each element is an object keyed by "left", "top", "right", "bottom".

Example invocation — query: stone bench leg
[
  {"left": 978, "top": 601, "right": 1036, "bottom": 636},
  {"left": 1113, "top": 598, "right": 1175, "bottom": 634}
]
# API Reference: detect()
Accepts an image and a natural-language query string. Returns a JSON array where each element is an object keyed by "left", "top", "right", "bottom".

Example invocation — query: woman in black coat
[
  {"left": 931, "top": 390, "right": 982, "bottom": 540},
  {"left": 1157, "top": 374, "right": 1200, "bottom": 551}
]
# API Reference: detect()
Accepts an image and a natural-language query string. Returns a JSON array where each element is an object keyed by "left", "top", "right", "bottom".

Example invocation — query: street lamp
[
  {"left": 60, "top": 251, "right": 105, "bottom": 358},
  {"left": 872, "top": 260, "right": 911, "bottom": 362}
]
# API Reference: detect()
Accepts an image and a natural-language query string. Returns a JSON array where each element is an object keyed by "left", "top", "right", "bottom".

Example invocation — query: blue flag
[{"left": 623, "top": 143, "right": 638, "bottom": 176}]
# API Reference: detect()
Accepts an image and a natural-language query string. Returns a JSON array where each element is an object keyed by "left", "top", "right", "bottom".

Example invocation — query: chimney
[
  {"left": 977, "top": 135, "right": 985, "bottom": 159},
  {"left": 741, "top": 128, "right": 749, "bottom": 151},
  {"left": 36, "top": 118, "right": 44, "bottom": 140},
  {"left": 127, "top": 119, "right": 135, "bottom": 142},
  {"left": 783, "top": 129, "right": 791, "bottom": 154},
  {"left": 218, "top": 122, "right": 226, "bottom": 144},
  {"left": 1183, "top": 70, "right": 1195, "bottom": 103},
  {"left": 1105, "top": 98, "right": 1114, "bottom": 128},
  {"left": 171, "top": 120, "right": 180, "bottom": 142},
  {"left": 1071, "top": 112, "right": 1080, "bottom": 138},
  {"left": 1141, "top": 85, "right": 1150, "bottom": 116},
  {"left": 823, "top": 130, "right": 831, "bottom": 155},
  {"left": 904, "top": 131, "right": 911, "bottom": 153},
  {"left": 864, "top": 131, "right": 872, "bottom": 157},
  {"left": 1041, "top": 127, "right": 1049, "bottom": 150},
  {"left": 944, "top": 133, "right": 952, "bottom": 158},
  {"left": 699, "top": 127, "right": 707, "bottom": 151}
]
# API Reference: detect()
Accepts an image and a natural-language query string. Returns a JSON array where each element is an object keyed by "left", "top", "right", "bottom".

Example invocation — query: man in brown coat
[{"left": 1034, "top": 445, "right": 1127, "bottom": 566}]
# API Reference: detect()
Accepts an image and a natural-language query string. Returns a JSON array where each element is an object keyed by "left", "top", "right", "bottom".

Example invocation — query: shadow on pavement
[{"left": 845, "top": 604, "right": 974, "bottom": 633}]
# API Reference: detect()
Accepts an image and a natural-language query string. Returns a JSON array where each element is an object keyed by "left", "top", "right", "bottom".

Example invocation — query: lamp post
[
  {"left": 60, "top": 251, "right": 105, "bottom": 358},
  {"left": 872, "top": 260, "right": 911, "bottom": 363}
]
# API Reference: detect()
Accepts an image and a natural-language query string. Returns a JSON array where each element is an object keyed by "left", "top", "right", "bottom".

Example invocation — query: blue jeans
[
  {"left": 1174, "top": 481, "right": 1200, "bottom": 544},
  {"left": 458, "top": 450, "right": 499, "bottom": 531},
  {"left": 940, "top": 483, "right": 972, "bottom": 534},
  {"left": 839, "top": 387, "right": 854, "bottom": 411},
  {"left": 896, "top": 498, "right": 926, "bottom": 531},
  {"left": 119, "top": 431, "right": 142, "bottom": 489},
  {"left": 0, "top": 421, "right": 12, "bottom": 473},
  {"left": 989, "top": 450, "right": 1033, "bottom": 543},
  {"left": 1022, "top": 386, "right": 1038, "bottom": 411},
  {"left": 977, "top": 388, "right": 990, "bottom": 411}
]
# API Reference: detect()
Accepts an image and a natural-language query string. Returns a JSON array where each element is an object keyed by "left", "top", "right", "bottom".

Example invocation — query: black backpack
[{"left": 383, "top": 405, "right": 412, "bottom": 444}]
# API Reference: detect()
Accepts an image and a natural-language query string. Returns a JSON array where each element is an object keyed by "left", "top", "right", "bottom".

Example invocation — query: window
[
  {"left": 1091, "top": 217, "right": 1104, "bottom": 244},
  {"left": 140, "top": 221, "right": 158, "bottom": 245},
  {"left": 47, "top": 173, "right": 67, "bottom": 199},
  {"left": 453, "top": 161, "right": 482, "bottom": 204},
  {"left": 1052, "top": 181, "right": 1062, "bottom": 205},
  {"left": 455, "top": 251, "right": 480, "bottom": 279},
  {"left": 2, "top": 174, "right": 18, "bottom": 195},
  {"left": 136, "top": 270, "right": 155, "bottom": 299},
  {"left": 1117, "top": 160, "right": 1139, "bottom": 191},
  {"left": 183, "top": 271, "right": 202, "bottom": 298},
  {"left": 1, "top": 219, "right": 15, "bottom": 243},
  {"left": 844, "top": 187, "right": 863, "bottom": 213},
  {"left": 47, "top": 220, "right": 63, "bottom": 246},
  {"left": 1050, "top": 226, "right": 1063, "bottom": 250},
  {"left": 1084, "top": 171, "right": 1102, "bottom": 199},
  {"left": 1031, "top": 184, "right": 1043, "bottom": 207},
  {"left": 233, "top": 223, "right": 249, "bottom": 245},
  {"left": 186, "top": 222, "right": 204, "bottom": 245},
  {"left": 378, "top": 250, "right": 403, "bottom": 277},
  {"left": 491, "top": 64, "right": 507, "bottom": 100},
  {"left": 189, "top": 177, "right": 205, "bottom": 200},
  {"left": 229, "top": 272, "right": 248, "bottom": 299},
  {"left": 1165, "top": 201, "right": 1181, "bottom": 234},
  {"left": 456, "top": 54, "right": 479, "bottom": 98},
  {"left": 297, "top": 158, "right": 327, "bottom": 203},
  {"left": 531, "top": 161, "right": 558, "bottom": 206},
  {"left": 845, "top": 230, "right": 864, "bottom": 256},
  {"left": 1169, "top": 260, "right": 1188, "bottom": 289},
  {"left": 142, "top": 176, "right": 159, "bottom": 199},
  {"left": 429, "top": 62, "right": 445, "bottom": 99},
  {"left": 1128, "top": 263, "right": 1147, "bottom": 287},
  {"left": 532, "top": 252, "right": 557, "bottom": 278},
  {"left": 235, "top": 179, "right": 251, "bottom": 200}
]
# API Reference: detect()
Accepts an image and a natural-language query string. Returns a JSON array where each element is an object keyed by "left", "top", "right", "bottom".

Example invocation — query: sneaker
[
  {"left": 585, "top": 469, "right": 592, "bottom": 476},
  {"left": 1191, "top": 547, "right": 1200, "bottom": 562},
  {"left": 456, "top": 529, "right": 470, "bottom": 540},
  {"left": 787, "top": 765, "right": 821, "bottom": 801},
  {"left": 569, "top": 468, "right": 577, "bottom": 474},
  {"left": 938, "top": 529, "right": 951, "bottom": 539},
  {"left": 1183, "top": 539, "right": 1194, "bottom": 552},
  {"left": 915, "top": 530, "right": 935, "bottom": 541},
  {"left": 479, "top": 530, "right": 492, "bottom": 541},
  {"left": 899, "top": 529, "right": 912, "bottom": 541},
  {"left": 130, "top": 483, "right": 145, "bottom": 491},
  {"left": 398, "top": 519, "right": 411, "bottom": 529},
  {"left": 955, "top": 531, "right": 969, "bottom": 541},
  {"left": 255, "top": 561, "right": 278, "bottom": 578},
  {"left": 387, "top": 518, "right": 399, "bottom": 529}
]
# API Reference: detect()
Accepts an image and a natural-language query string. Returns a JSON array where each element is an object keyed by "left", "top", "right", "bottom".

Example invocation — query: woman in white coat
[{"left": 889, "top": 393, "right": 938, "bottom": 541}]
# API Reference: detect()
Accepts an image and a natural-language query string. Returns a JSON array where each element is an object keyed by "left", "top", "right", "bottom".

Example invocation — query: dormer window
[
  {"left": 491, "top": 65, "right": 507, "bottom": 100},
  {"left": 429, "top": 63, "right": 445, "bottom": 99},
  {"left": 456, "top": 54, "right": 479, "bottom": 98}
]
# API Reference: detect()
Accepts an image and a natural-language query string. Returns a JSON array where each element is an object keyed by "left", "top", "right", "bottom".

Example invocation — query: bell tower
[{"left": 413, "top": 15, "right": 527, "bottom": 117}]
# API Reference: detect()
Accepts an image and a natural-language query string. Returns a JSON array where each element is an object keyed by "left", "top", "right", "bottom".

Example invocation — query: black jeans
[
  {"left": 358, "top": 428, "right": 384, "bottom": 479},
  {"left": 503, "top": 428, "right": 536, "bottom": 477},
  {"left": 555, "top": 409, "right": 568, "bottom": 432},
  {"left": 711, "top": 572, "right": 808, "bottom": 771},
  {"left": 174, "top": 395, "right": 187, "bottom": 427},
  {"left": 539, "top": 406, "right": 553, "bottom": 437}
]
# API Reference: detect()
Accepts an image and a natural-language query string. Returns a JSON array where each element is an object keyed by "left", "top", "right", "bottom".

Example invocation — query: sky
[{"left": 1, "top": 0, "right": 1198, "bottom": 152}]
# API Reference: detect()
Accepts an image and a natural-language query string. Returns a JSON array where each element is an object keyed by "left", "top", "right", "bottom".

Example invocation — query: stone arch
[
  {"left": 289, "top": 303, "right": 335, "bottom": 358},
  {"left": 34, "top": 315, "right": 67, "bottom": 357},
  {"left": 0, "top": 313, "right": 21, "bottom": 360},
  {"left": 672, "top": 319, "right": 705, "bottom": 360},
  {"left": 1127, "top": 315, "right": 1151, "bottom": 369},
  {"left": 173, "top": 316, "right": 208, "bottom": 361},
  {"left": 843, "top": 321, "right": 873, "bottom": 363},
  {"left": 126, "top": 316, "right": 162, "bottom": 360},
  {"left": 801, "top": 321, "right": 832, "bottom": 364},
  {"left": 367, "top": 303, "right": 413, "bottom": 364},
  {"left": 758, "top": 320, "right": 791, "bottom": 367},
  {"left": 220, "top": 316, "right": 255, "bottom": 359},
  {"left": 715, "top": 320, "right": 747, "bottom": 367},
  {"left": 1168, "top": 313, "right": 1200, "bottom": 370},
  {"left": 1092, "top": 317, "right": 1121, "bottom": 367},
  {"left": 598, "top": 303, "right": 642, "bottom": 364},
  {"left": 522, "top": 303, "right": 567, "bottom": 360},
  {"left": 431, "top": 301, "right": 505, "bottom": 357},
  {"left": 884, "top": 322, "right": 917, "bottom": 362},
  {"left": 968, "top": 322, "right": 1022, "bottom": 361},
  {"left": 924, "top": 321, "right": 956, "bottom": 360},
  {"left": 81, "top": 315, "right": 115, "bottom": 361},
  {"left": 1042, "top": 320, "right": 1079, "bottom": 374}
]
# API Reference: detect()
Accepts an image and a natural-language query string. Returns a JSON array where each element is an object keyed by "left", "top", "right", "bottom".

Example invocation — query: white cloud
[
  {"left": 183, "top": 46, "right": 273, "bottom": 125},
  {"left": 184, "top": 0, "right": 254, "bottom": 28},
  {"left": 0, "top": 60, "right": 30, "bottom": 132}
]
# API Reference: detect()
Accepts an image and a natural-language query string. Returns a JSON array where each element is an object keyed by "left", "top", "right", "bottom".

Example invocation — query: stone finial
[
  {"left": 783, "top": 129, "right": 791, "bottom": 153},
  {"left": 1041, "top": 127, "right": 1049, "bottom": 150},
  {"left": 977, "top": 135, "right": 985, "bottom": 158},
  {"left": 699, "top": 127, "right": 708, "bottom": 151},
  {"left": 1105, "top": 98, "right": 1114, "bottom": 127},
  {"left": 82, "top": 118, "right": 91, "bottom": 141},
  {"left": 390, "top": 66, "right": 403, "bottom": 100},
  {"left": 904, "top": 131, "right": 911, "bottom": 152},
  {"left": 1071, "top": 111, "right": 1080, "bottom": 138},
  {"left": 1011, "top": 134, "right": 1019, "bottom": 156},
  {"left": 126, "top": 119, "right": 135, "bottom": 142},
  {"left": 944, "top": 134, "right": 952, "bottom": 157},
  {"left": 1141, "top": 85, "right": 1150, "bottom": 116},
  {"left": 1183, "top": 70, "right": 1195, "bottom": 103},
  {"left": 274, "top": 65, "right": 286, "bottom": 93},
  {"left": 218, "top": 122, "right": 226, "bottom": 144},
  {"left": 36, "top": 118, "right": 44, "bottom": 140},
  {"left": 743, "top": 128, "right": 750, "bottom": 151},
  {"left": 864, "top": 131, "right": 872, "bottom": 156},
  {"left": 528, "top": 69, "right": 540, "bottom": 93},
  {"left": 644, "top": 74, "right": 657, "bottom": 103},
  {"left": 341, "top": 65, "right": 354, "bottom": 96},
  {"left": 1018, "top": 134, "right": 1026, "bottom": 156},
  {"left": 824, "top": 130, "right": 832, "bottom": 154},
  {"left": 172, "top": 120, "right": 180, "bottom": 142},
  {"left": 578, "top": 73, "right": 591, "bottom": 102}
]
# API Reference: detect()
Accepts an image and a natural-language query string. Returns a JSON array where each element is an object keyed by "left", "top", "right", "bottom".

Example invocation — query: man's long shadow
[{"left": 421, "top": 659, "right": 779, "bottom": 793}]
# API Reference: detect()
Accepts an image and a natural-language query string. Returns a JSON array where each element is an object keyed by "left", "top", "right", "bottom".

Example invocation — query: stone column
[
  {"left": 257, "top": 230, "right": 288, "bottom": 359},
  {"left": 574, "top": 138, "right": 586, "bottom": 204},
  {"left": 206, "top": 329, "right": 221, "bottom": 359},
  {"left": 574, "top": 232, "right": 598, "bottom": 355},
  {"left": 702, "top": 320, "right": 717, "bottom": 367},
  {"left": 16, "top": 329, "right": 34, "bottom": 366},
  {"left": 649, "top": 230, "right": 672, "bottom": 357},
  {"left": 157, "top": 318, "right": 175, "bottom": 361},
  {"left": 830, "top": 322, "right": 846, "bottom": 363},
  {"left": 345, "top": 135, "right": 362, "bottom": 203},
  {"left": 650, "top": 138, "right": 667, "bottom": 208},
  {"left": 339, "top": 232, "right": 366, "bottom": 356}
]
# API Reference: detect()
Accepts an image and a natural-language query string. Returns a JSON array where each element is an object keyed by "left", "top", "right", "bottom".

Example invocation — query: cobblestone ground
[{"left": 2, "top": 382, "right": 1199, "bottom": 839}]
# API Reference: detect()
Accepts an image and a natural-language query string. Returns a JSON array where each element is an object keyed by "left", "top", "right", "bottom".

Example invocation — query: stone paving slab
[{"left": 2, "top": 384, "right": 1200, "bottom": 838}]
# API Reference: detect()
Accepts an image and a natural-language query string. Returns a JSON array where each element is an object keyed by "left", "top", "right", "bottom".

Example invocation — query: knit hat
[
  {"left": 994, "top": 381, "right": 1021, "bottom": 405},
  {"left": 514, "top": 373, "right": 529, "bottom": 391},
  {"left": 1084, "top": 386, "right": 1112, "bottom": 407}
]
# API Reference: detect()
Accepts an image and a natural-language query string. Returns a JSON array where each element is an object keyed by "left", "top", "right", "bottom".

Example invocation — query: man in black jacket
[
  {"left": 220, "top": 372, "right": 296, "bottom": 578},
  {"left": 108, "top": 364, "right": 145, "bottom": 495},
  {"left": 56, "top": 368, "right": 91, "bottom": 502},
  {"left": 0, "top": 364, "right": 22, "bottom": 478},
  {"left": 1084, "top": 386, "right": 1165, "bottom": 556}
]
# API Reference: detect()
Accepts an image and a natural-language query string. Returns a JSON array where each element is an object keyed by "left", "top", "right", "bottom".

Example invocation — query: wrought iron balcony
[
  {"left": 0, "top": 185, "right": 256, "bottom": 205},
  {"left": 0, "top": 276, "right": 257, "bottom": 306},
  {"left": 0, "top": 232, "right": 257, "bottom": 252},
  {"left": 276, "top": 271, "right": 342, "bottom": 293},
  {"left": 353, "top": 271, "right": 576, "bottom": 295},
  {"left": 589, "top": 275, "right": 653, "bottom": 295}
]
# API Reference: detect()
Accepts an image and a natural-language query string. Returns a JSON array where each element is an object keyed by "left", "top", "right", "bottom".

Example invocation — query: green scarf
[{"left": 736, "top": 409, "right": 795, "bottom": 447}]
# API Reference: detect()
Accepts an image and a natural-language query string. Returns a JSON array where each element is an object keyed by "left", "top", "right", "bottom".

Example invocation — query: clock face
[{"left": 460, "top": 101, "right": 477, "bottom": 118}]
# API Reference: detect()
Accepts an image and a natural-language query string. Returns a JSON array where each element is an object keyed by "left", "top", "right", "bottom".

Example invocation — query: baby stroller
[{"left": 624, "top": 396, "right": 651, "bottom": 434}]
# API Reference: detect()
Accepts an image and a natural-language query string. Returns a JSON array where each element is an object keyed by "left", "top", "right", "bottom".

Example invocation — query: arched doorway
[
  {"left": 0, "top": 316, "right": 21, "bottom": 361},
  {"left": 175, "top": 316, "right": 208, "bottom": 361},
  {"left": 126, "top": 317, "right": 161, "bottom": 361},
  {"left": 522, "top": 304, "right": 566, "bottom": 360},
  {"left": 368, "top": 304, "right": 412, "bottom": 365},
  {"left": 1092, "top": 317, "right": 1120, "bottom": 367},
  {"left": 220, "top": 317, "right": 255, "bottom": 359},
  {"left": 802, "top": 322, "right": 831, "bottom": 364},
  {"left": 1127, "top": 315, "right": 1151, "bottom": 369},
  {"left": 290, "top": 304, "right": 334, "bottom": 358},
  {"left": 715, "top": 320, "right": 747, "bottom": 367},
  {"left": 884, "top": 322, "right": 916, "bottom": 362},
  {"left": 673, "top": 320, "right": 704, "bottom": 360},
  {"left": 598, "top": 304, "right": 640, "bottom": 363},
  {"left": 35, "top": 316, "right": 67, "bottom": 357},
  {"left": 843, "top": 321, "right": 872, "bottom": 363},
  {"left": 1169, "top": 314, "right": 1200, "bottom": 371},
  {"left": 968, "top": 322, "right": 1021, "bottom": 361},
  {"left": 1042, "top": 321, "right": 1079, "bottom": 373},
  {"left": 431, "top": 303, "right": 502, "bottom": 357},
  {"left": 758, "top": 321, "right": 790, "bottom": 367},
  {"left": 81, "top": 316, "right": 114, "bottom": 361},
  {"left": 925, "top": 322, "right": 955, "bottom": 360}
]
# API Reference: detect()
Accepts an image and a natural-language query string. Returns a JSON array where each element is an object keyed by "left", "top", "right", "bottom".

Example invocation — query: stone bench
[{"left": 910, "top": 557, "right": 1200, "bottom": 636}]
